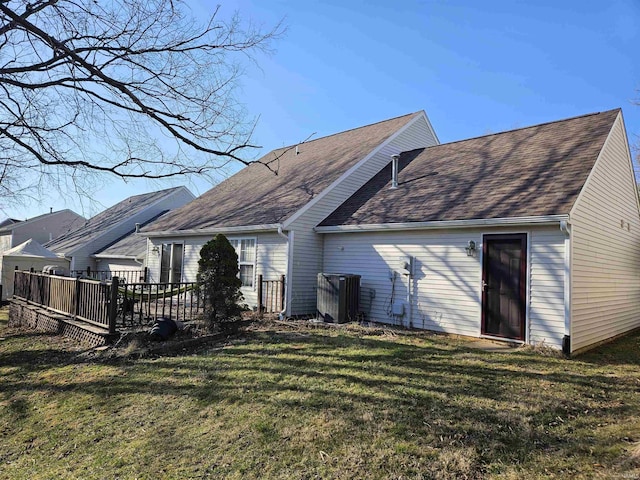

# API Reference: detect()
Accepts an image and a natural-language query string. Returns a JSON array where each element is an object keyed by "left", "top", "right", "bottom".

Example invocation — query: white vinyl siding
[
  {"left": 0, "top": 234, "right": 12, "bottom": 254},
  {"left": 287, "top": 115, "right": 438, "bottom": 315},
  {"left": 147, "top": 232, "right": 288, "bottom": 309},
  {"left": 322, "top": 226, "right": 565, "bottom": 348},
  {"left": 528, "top": 229, "right": 566, "bottom": 348},
  {"left": 570, "top": 113, "right": 640, "bottom": 353}
]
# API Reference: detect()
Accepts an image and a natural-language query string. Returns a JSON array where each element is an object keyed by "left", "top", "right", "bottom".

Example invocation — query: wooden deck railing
[
  {"left": 257, "top": 274, "right": 285, "bottom": 314},
  {"left": 13, "top": 270, "right": 287, "bottom": 333},
  {"left": 14, "top": 271, "right": 115, "bottom": 332}
]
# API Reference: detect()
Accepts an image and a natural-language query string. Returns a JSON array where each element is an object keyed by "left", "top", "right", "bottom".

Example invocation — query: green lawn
[{"left": 1, "top": 307, "right": 639, "bottom": 479}]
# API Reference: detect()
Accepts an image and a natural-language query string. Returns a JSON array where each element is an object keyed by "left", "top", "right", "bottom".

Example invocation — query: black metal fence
[{"left": 71, "top": 267, "right": 148, "bottom": 284}]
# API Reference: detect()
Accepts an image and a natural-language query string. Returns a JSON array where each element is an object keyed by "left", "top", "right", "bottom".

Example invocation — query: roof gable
[
  {"left": 142, "top": 112, "right": 422, "bottom": 232},
  {"left": 0, "top": 210, "right": 84, "bottom": 234},
  {"left": 3, "top": 239, "right": 59, "bottom": 258},
  {"left": 46, "top": 187, "right": 187, "bottom": 253},
  {"left": 320, "top": 109, "right": 620, "bottom": 227}
]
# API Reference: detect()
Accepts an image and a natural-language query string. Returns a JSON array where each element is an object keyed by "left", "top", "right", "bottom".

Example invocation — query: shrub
[{"left": 197, "top": 234, "right": 243, "bottom": 330}]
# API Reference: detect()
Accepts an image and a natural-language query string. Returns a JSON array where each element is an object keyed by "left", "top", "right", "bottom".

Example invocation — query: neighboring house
[
  {"left": 1, "top": 239, "right": 68, "bottom": 300},
  {"left": 141, "top": 111, "right": 439, "bottom": 310},
  {"left": 141, "top": 108, "right": 640, "bottom": 354},
  {"left": 92, "top": 211, "right": 171, "bottom": 281},
  {"left": 0, "top": 210, "right": 85, "bottom": 254},
  {"left": 46, "top": 186, "right": 195, "bottom": 274}
]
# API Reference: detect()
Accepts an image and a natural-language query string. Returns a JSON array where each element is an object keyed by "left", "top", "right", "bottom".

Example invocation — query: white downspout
[
  {"left": 560, "top": 220, "right": 571, "bottom": 355},
  {"left": 277, "top": 224, "right": 292, "bottom": 319}
]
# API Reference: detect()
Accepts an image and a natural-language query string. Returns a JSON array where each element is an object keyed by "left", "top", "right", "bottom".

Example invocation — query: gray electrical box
[{"left": 317, "top": 273, "right": 361, "bottom": 324}]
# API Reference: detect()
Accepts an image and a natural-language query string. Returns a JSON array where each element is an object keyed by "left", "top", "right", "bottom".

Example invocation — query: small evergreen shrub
[{"left": 196, "top": 234, "right": 243, "bottom": 331}]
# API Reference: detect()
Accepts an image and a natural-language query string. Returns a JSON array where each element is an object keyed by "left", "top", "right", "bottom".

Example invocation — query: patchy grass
[{"left": 1, "top": 308, "right": 640, "bottom": 479}]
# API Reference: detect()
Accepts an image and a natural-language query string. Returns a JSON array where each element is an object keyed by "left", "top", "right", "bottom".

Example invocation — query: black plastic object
[{"left": 149, "top": 317, "right": 177, "bottom": 341}]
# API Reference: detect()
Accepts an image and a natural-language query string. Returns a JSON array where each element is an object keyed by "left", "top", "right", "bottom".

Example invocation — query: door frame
[{"left": 480, "top": 233, "right": 528, "bottom": 342}]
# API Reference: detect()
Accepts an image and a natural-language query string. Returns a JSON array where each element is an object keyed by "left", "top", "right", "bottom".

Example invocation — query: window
[
  {"left": 229, "top": 238, "right": 256, "bottom": 288},
  {"left": 160, "top": 243, "right": 183, "bottom": 283}
]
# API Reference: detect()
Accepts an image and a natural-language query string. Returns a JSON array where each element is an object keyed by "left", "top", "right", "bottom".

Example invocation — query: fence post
[
  {"left": 280, "top": 274, "right": 286, "bottom": 313},
  {"left": 143, "top": 267, "right": 148, "bottom": 283},
  {"left": 108, "top": 277, "right": 119, "bottom": 335},
  {"left": 74, "top": 277, "right": 81, "bottom": 319},
  {"left": 257, "top": 274, "right": 263, "bottom": 313}
]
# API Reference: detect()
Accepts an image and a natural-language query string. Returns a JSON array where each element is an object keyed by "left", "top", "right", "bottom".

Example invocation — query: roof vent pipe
[
  {"left": 390, "top": 154, "right": 400, "bottom": 189},
  {"left": 135, "top": 223, "right": 140, "bottom": 233}
]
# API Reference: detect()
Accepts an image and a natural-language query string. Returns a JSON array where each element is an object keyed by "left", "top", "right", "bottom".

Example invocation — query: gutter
[
  {"left": 560, "top": 219, "right": 572, "bottom": 356},
  {"left": 315, "top": 215, "right": 569, "bottom": 233},
  {"left": 276, "top": 224, "right": 292, "bottom": 319},
  {"left": 141, "top": 224, "right": 281, "bottom": 238}
]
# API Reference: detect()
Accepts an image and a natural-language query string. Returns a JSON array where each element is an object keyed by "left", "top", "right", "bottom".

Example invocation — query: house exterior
[
  {"left": 317, "top": 109, "right": 640, "bottom": 354},
  {"left": 141, "top": 111, "right": 439, "bottom": 310},
  {"left": 142, "top": 108, "right": 640, "bottom": 354},
  {"left": 0, "top": 210, "right": 85, "bottom": 254},
  {"left": 1, "top": 239, "right": 68, "bottom": 300},
  {"left": 46, "top": 186, "right": 195, "bottom": 274}
]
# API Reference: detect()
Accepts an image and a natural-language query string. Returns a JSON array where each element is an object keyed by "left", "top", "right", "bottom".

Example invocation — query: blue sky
[{"left": 5, "top": 0, "right": 640, "bottom": 220}]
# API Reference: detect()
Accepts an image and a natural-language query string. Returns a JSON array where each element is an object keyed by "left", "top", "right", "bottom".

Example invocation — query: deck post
[
  {"left": 257, "top": 274, "right": 263, "bottom": 313},
  {"left": 108, "top": 277, "right": 119, "bottom": 335},
  {"left": 74, "top": 276, "right": 81, "bottom": 319}
]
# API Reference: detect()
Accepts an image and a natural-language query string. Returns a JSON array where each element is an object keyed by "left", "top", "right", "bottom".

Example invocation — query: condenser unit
[{"left": 317, "top": 273, "right": 361, "bottom": 324}]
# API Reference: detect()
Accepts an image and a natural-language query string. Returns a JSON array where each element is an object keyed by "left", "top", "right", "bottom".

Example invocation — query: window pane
[
  {"left": 240, "top": 239, "right": 255, "bottom": 262},
  {"left": 160, "top": 244, "right": 171, "bottom": 283},
  {"left": 239, "top": 264, "right": 254, "bottom": 287},
  {"left": 171, "top": 244, "right": 183, "bottom": 283}
]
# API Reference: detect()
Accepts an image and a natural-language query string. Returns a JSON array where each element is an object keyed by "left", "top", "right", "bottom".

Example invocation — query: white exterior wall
[
  {"left": 97, "top": 259, "right": 142, "bottom": 271},
  {"left": 287, "top": 115, "right": 438, "bottom": 315},
  {"left": 0, "top": 234, "right": 12, "bottom": 255},
  {"left": 147, "top": 232, "right": 288, "bottom": 309},
  {"left": 322, "top": 226, "right": 566, "bottom": 348},
  {"left": 1, "top": 256, "right": 70, "bottom": 300},
  {"left": 570, "top": 113, "right": 640, "bottom": 352}
]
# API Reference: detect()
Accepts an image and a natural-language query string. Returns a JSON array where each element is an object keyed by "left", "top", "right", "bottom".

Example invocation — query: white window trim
[{"left": 229, "top": 236, "right": 257, "bottom": 289}]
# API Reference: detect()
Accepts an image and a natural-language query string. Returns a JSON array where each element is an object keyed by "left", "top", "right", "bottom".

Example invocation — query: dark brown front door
[{"left": 481, "top": 234, "right": 526, "bottom": 341}]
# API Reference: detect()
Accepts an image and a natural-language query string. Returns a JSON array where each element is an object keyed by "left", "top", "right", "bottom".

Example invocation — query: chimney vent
[
  {"left": 135, "top": 223, "right": 141, "bottom": 233},
  {"left": 390, "top": 154, "right": 400, "bottom": 189}
]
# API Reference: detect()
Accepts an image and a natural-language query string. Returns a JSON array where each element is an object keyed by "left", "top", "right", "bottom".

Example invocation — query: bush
[{"left": 197, "top": 234, "right": 243, "bottom": 330}]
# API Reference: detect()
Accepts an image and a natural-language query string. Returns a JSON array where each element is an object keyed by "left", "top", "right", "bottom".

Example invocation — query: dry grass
[{"left": 1, "top": 307, "right": 640, "bottom": 479}]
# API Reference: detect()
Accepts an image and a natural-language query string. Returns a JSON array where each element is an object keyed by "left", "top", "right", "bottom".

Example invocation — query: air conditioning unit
[{"left": 317, "top": 273, "right": 361, "bottom": 324}]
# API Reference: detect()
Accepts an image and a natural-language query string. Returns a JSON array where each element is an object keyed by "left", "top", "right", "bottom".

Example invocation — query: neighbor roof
[
  {"left": 142, "top": 112, "right": 423, "bottom": 233},
  {"left": 0, "top": 218, "right": 19, "bottom": 229},
  {"left": 47, "top": 187, "right": 185, "bottom": 254},
  {"left": 3, "top": 239, "right": 59, "bottom": 258},
  {"left": 0, "top": 209, "right": 83, "bottom": 234},
  {"left": 94, "top": 211, "right": 170, "bottom": 259},
  {"left": 320, "top": 109, "right": 620, "bottom": 227}
]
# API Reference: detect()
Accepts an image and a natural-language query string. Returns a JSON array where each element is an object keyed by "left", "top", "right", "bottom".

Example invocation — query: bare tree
[{"left": 0, "top": 0, "right": 282, "bottom": 202}]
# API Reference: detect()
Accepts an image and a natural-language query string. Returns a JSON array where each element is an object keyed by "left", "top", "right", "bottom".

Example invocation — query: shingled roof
[
  {"left": 319, "top": 109, "right": 620, "bottom": 227},
  {"left": 142, "top": 112, "right": 422, "bottom": 233},
  {"left": 47, "top": 187, "right": 186, "bottom": 253}
]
